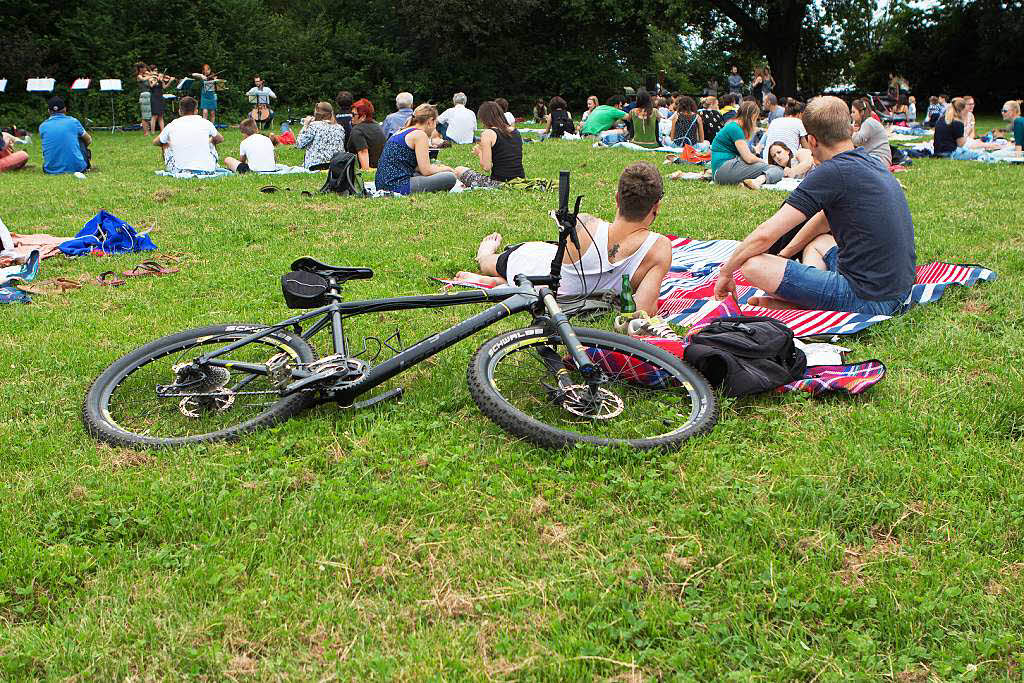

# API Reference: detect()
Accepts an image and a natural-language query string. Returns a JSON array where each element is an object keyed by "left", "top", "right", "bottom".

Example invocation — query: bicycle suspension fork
[{"left": 537, "top": 287, "right": 602, "bottom": 390}]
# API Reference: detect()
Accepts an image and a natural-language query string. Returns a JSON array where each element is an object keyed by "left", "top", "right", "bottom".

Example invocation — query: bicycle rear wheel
[
  {"left": 468, "top": 327, "right": 717, "bottom": 450},
  {"left": 83, "top": 323, "right": 317, "bottom": 448}
]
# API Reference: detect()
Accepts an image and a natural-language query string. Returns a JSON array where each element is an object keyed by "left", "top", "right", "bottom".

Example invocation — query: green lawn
[{"left": 1, "top": 119, "right": 1022, "bottom": 680}]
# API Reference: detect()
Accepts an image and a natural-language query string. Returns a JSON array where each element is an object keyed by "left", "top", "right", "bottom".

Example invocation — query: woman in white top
[
  {"left": 296, "top": 101, "right": 346, "bottom": 169},
  {"left": 580, "top": 96, "right": 599, "bottom": 124}
]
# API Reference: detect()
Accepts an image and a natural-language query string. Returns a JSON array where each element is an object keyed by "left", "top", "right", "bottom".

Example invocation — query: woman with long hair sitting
[
  {"left": 296, "top": 101, "right": 346, "bottom": 170},
  {"left": 850, "top": 98, "right": 891, "bottom": 168},
  {"left": 454, "top": 101, "right": 525, "bottom": 189},
  {"left": 541, "top": 96, "right": 576, "bottom": 138},
  {"left": 375, "top": 103, "right": 457, "bottom": 194},
  {"left": 710, "top": 100, "right": 780, "bottom": 185},
  {"left": 742, "top": 141, "right": 814, "bottom": 189},
  {"left": 622, "top": 89, "right": 660, "bottom": 149}
]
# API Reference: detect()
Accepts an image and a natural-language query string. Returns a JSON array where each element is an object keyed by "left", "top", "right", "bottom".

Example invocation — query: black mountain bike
[{"left": 83, "top": 172, "right": 717, "bottom": 450}]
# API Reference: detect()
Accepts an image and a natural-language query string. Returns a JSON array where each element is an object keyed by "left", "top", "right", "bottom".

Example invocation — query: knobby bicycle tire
[
  {"left": 468, "top": 326, "right": 717, "bottom": 450},
  {"left": 83, "top": 323, "right": 318, "bottom": 448}
]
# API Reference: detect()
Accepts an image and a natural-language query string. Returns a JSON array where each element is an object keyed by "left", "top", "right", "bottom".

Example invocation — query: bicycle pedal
[{"left": 281, "top": 368, "right": 348, "bottom": 396}]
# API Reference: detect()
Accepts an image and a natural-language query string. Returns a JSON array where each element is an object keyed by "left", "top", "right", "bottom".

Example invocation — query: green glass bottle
[{"left": 620, "top": 273, "right": 637, "bottom": 314}]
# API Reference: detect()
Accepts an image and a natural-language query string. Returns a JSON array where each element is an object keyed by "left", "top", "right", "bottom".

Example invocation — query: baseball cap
[{"left": 47, "top": 96, "right": 65, "bottom": 113}]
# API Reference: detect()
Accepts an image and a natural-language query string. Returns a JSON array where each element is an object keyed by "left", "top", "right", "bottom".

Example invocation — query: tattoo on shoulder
[{"left": 609, "top": 243, "right": 620, "bottom": 258}]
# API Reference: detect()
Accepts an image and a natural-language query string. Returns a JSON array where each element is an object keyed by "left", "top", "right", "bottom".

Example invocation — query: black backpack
[
  {"left": 683, "top": 315, "right": 807, "bottom": 397},
  {"left": 550, "top": 109, "right": 575, "bottom": 137},
  {"left": 319, "top": 151, "right": 365, "bottom": 196}
]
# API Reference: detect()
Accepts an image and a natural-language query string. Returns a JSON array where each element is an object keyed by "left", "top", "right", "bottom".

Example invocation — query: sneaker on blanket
[{"left": 613, "top": 311, "right": 682, "bottom": 341}]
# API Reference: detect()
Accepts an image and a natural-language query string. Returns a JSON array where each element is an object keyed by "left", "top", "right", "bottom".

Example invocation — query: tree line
[{"left": 0, "top": 0, "right": 1018, "bottom": 127}]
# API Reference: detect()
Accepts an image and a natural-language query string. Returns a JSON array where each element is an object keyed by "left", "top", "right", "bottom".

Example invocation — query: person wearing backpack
[
  {"left": 454, "top": 101, "right": 525, "bottom": 189},
  {"left": 375, "top": 104, "right": 457, "bottom": 194},
  {"left": 541, "top": 97, "right": 575, "bottom": 139}
]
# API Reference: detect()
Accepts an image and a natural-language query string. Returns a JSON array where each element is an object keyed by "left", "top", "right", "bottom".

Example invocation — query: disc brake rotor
[{"left": 560, "top": 384, "right": 624, "bottom": 419}]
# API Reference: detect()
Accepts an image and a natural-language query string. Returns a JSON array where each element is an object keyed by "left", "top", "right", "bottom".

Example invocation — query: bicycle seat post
[{"left": 327, "top": 276, "right": 349, "bottom": 358}]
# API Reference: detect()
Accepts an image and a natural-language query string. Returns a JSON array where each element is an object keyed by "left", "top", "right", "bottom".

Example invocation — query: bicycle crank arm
[{"left": 349, "top": 387, "right": 403, "bottom": 410}]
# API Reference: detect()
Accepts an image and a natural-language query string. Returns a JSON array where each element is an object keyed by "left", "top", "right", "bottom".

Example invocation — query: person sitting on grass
[
  {"left": 154, "top": 96, "right": 222, "bottom": 173},
  {"left": 742, "top": 141, "right": 814, "bottom": 189},
  {"left": 541, "top": 96, "right": 575, "bottom": 138},
  {"left": 296, "top": 101, "right": 346, "bottom": 170},
  {"left": 850, "top": 98, "right": 892, "bottom": 169},
  {"left": 698, "top": 96, "right": 723, "bottom": 140},
  {"left": 334, "top": 90, "right": 354, "bottom": 140},
  {"left": 580, "top": 96, "right": 627, "bottom": 136},
  {"left": 345, "top": 98, "right": 386, "bottom": 170},
  {"left": 714, "top": 95, "right": 916, "bottom": 316},
  {"left": 719, "top": 93, "right": 739, "bottom": 122},
  {"left": 381, "top": 92, "right": 415, "bottom": 138},
  {"left": 40, "top": 97, "right": 92, "bottom": 175},
  {"left": 375, "top": 103, "right": 457, "bottom": 194},
  {"left": 223, "top": 118, "right": 277, "bottom": 174},
  {"left": 758, "top": 98, "right": 805, "bottom": 159},
  {"left": 1002, "top": 100, "right": 1024, "bottom": 153},
  {"left": 764, "top": 93, "right": 784, "bottom": 123},
  {"left": 0, "top": 131, "right": 29, "bottom": 173},
  {"left": 669, "top": 95, "right": 704, "bottom": 146},
  {"left": 437, "top": 92, "right": 477, "bottom": 144},
  {"left": 495, "top": 98, "right": 515, "bottom": 125},
  {"left": 454, "top": 101, "right": 525, "bottom": 189},
  {"left": 710, "top": 101, "right": 781, "bottom": 186},
  {"left": 622, "top": 89, "right": 660, "bottom": 148},
  {"left": 454, "top": 161, "right": 671, "bottom": 316},
  {"left": 924, "top": 96, "right": 943, "bottom": 128},
  {"left": 933, "top": 97, "right": 976, "bottom": 159},
  {"left": 580, "top": 95, "right": 599, "bottom": 125}
]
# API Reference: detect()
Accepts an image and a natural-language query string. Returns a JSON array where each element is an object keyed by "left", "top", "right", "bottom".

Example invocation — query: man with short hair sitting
[
  {"left": 436, "top": 92, "right": 477, "bottom": 144},
  {"left": 381, "top": 92, "right": 414, "bottom": 138},
  {"left": 39, "top": 97, "right": 92, "bottom": 174},
  {"left": 455, "top": 161, "right": 672, "bottom": 316},
  {"left": 153, "top": 96, "right": 224, "bottom": 173},
  {"left": 714, "top": 95, "right": 916, "bottom": 315},
  {"left": 224, "top": 118, "right": 277, "bottom": 173}
]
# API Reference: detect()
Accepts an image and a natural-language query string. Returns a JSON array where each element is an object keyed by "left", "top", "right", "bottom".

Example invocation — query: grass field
[{"left": 2, "top": 117, "right": 1022, "bottom": 680}]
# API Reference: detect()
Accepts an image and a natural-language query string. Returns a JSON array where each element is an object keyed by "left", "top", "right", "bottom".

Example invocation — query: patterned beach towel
[{"left": 657, "top": 236, "right": 996, "bottom": 337}]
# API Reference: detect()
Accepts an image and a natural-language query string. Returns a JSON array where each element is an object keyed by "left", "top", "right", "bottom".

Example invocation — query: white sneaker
[{"left": 614, "top": 311, "right": 682, "bottom": 341}]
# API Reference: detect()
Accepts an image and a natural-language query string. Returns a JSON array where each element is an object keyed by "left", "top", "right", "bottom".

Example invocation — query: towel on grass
[
  {"left": 59, "top": 210, "right": 157, "bottom": 257},
  {"left": 657, "top": 236, "right": 996, "bottom": 337},
  {"left": 760, "top": 177, "right": 802, "bottom": 192},
  {"left": 155, "top": 167, "right": 234, "bottom": 178},
  {"left": 594, "top": 140, "right": 680, "bottom": 153}
]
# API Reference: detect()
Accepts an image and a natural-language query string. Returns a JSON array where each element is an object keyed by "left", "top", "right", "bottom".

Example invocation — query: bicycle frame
[
  {"left": 190, "top": 170, "right": 599, "bottom": 407},
  {"left": 193, "top": 278, "right": 569, "bottom": 405}
]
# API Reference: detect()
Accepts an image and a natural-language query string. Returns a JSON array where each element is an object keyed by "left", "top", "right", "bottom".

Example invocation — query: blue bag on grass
[{"left": 58, "top": 210, "right": 157, "bottom": 256}]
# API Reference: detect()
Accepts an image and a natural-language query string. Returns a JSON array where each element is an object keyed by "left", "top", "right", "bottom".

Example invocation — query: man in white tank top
[{"left": 455, "top": 162, "right": 672, "bottom": 315}]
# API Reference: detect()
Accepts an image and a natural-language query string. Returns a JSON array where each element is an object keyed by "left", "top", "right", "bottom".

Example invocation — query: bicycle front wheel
[
  {"left": 468, "top": 327, "right": 717, "bottom": 450},
  {"left": 83, "top": 323, "right": 318, "bottom": 448}
]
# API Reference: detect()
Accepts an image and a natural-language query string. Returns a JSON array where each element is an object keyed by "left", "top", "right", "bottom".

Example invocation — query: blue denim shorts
[{"left": 775, "top": 247, "right": 906, "bottom": 315}]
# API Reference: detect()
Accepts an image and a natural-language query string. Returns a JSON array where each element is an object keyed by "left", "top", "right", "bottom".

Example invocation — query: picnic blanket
[
  {"left": 760, "top": 177, "right": 802, "bottom": 192},
  {"left": 155, "top": 167, "right": 234, "bottom": 178},
  {"left": 657, "top": 236, "right": 996, "bottom": 336},
  {"left": 594, "top": 140, "right": 680, "bottom": 153}
]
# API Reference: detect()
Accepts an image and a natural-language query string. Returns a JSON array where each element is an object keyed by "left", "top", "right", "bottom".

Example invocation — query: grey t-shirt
[
  {"left": 784, "top": 148, "right": 915, "bottom": 302},
  {"left": 852, "top": 117, "right": 891, "bottom": 169}
]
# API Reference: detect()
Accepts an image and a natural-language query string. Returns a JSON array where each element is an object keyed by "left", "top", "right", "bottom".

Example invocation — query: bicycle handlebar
[{"left": 558, "top": 170, "right": 570, "bottom": 215}]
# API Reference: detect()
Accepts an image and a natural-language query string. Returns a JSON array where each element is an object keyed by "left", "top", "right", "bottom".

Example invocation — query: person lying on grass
[
  {"left": 153, "top": 96, "right": 223, "bottom": 174},
  {"left": 453, "top": 101, "right": 525, "bottom": 189},
  {"left": 223, "top": 118, "right": 278, "bottom": 174},
  {"left": 714, "top": 95, "right": 916, "bottom": 315},
  {"left": 455, "top": 161, "right": 671, "bottom": 316},
  {"left": 742, "top": 141, "right": 814, "bottom": 189}
]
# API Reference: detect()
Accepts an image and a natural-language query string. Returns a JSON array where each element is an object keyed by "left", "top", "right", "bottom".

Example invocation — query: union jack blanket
[{"left": 657, "top": 236, "right": 997, "bottom": 336}]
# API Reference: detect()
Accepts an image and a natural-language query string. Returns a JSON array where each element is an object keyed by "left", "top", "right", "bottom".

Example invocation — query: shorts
[
  {"left": 774, "top": 247, "right": 906, "bottom": 315},
  {"left": 495, "top": 242, "right": 557, "bottom": 282},
  {"left": 235, "top": 162, "right": 250, "bottom": 174}
]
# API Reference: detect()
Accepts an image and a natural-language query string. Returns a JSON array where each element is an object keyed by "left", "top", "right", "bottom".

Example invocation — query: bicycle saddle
[{"left": 290, "top": 257, "right": 374, "bottom": 282}]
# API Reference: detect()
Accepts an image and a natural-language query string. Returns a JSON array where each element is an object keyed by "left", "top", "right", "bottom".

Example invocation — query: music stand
[
  {"left": 71, "top": 78, "right": 91, "bottom": 128},
  {"left": 174, "top": 78, "right": 195, "bottom": 118},
  {"left": 100, "top": 79, "right": 123, "bottom": 132},
  {"left": 0, "top": 79, "right": 7, "bottom": 94},
  {"left": 27, "top": 78, "right": 56, "bottom": 118}
]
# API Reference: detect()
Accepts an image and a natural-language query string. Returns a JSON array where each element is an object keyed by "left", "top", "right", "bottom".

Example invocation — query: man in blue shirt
[
  {"left": 714, "top": 96, "right": 916, "bottom": 315},
  {"left": 381, "top": 92, "right": 414, "bottom": 138},
  {"left": 39, "top": 97, "right": 92, "bottom": 174}
]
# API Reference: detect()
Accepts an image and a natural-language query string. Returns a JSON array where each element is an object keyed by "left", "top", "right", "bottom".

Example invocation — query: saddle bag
[
  {"left": 683, "top": 315, "right": 807, "bottom": 397},
  {"left": 281, "top": 270, "right": 330, "bottom": 309}
]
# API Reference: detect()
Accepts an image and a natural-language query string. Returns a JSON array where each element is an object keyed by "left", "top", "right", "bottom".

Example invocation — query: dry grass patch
[{"left": 839, "top": 527, "right": 900, "bottom": 588}]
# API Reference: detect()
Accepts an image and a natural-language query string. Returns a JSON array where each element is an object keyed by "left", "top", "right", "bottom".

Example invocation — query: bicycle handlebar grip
[{"left": 558, "top": 170, "right": 570, "bottom": 214}]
